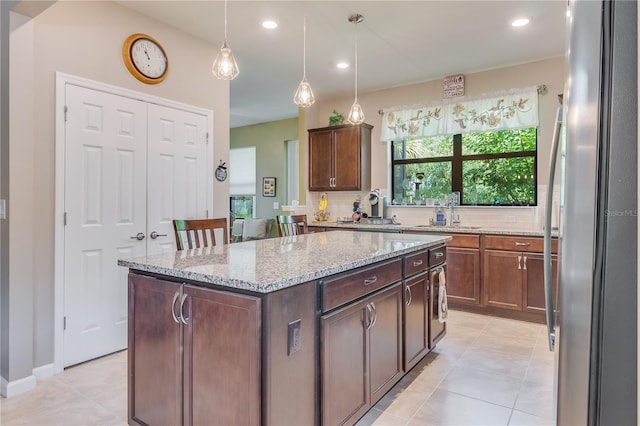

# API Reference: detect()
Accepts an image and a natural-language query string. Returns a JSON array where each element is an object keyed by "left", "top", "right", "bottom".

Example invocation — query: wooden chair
[
  {"left": 276, "top": 214, "right": 308, "bottom": 237},
  {"left": 173, "top": 218, "right": 228, "bottom": 250}
]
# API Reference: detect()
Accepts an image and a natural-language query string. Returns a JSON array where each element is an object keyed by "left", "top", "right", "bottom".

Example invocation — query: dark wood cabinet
[
  {"left": 321, "top": 283, "right": 402, "bottom": 426},
  {"left": 403, "top": 272, "right": 429, "bottom": 371},
  {"left": 445, "top": 247, "right": 481, "bottom": 305},
  {"left": 308, "top": 123, "right": 372, "bottom": 191},
  {"left": 483, "top": 250, "right": 524, "bottom": 310},
  {"left": 523, "top": 253, "right": 558, "bottom": 313},
  {"left": 128, "top": 274, "right": 261, "bottom": 426}
]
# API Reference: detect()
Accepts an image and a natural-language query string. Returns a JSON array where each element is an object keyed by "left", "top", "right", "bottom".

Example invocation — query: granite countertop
[
  {"left": 118, "top": 231, "right": 450, "bottom": 293},
  {"left": 309, "top": 221, "right": 554, "bottom": 237}
]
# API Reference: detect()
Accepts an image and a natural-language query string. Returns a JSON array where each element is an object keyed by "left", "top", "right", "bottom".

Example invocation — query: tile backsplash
[{"left": 305, "top": 185, "right": 560, "bottom": 231}]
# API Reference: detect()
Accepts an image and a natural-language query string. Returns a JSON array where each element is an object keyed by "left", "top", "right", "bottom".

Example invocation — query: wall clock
[{"left": 122, "top": 33, "right": 169, "bottom": 84}]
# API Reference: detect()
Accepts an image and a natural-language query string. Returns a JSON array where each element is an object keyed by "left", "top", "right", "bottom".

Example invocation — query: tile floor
[{"left": 0, "top": 310, "right": 555, "bottom": 426}]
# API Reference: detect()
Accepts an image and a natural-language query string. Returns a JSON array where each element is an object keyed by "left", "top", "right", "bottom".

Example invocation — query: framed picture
[{"left": 263, "top": 177, "right": 276, "bottom": 197}]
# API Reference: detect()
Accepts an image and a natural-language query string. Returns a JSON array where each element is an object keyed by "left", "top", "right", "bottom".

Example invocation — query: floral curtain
[{"left": 380, "top": 87, "right": 539, "bottom": 142}]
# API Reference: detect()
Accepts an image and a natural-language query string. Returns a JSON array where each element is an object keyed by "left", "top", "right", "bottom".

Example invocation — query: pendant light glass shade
[
  {"left": 212, "top": 0, "right": 239, "bottom": 80},
  {"left": 347, "top": 101, "right": 364, "bottom": 125},
  {"left": 294, "top": 77, "right": 315, "bottom": 107},
  {"left": 212, "top": 40, "right": 239, "bottom": 80},
  {"left": 294, "top": 17, "right": 315, "bottom": 107},
  {"left": 347, "top": 14, "right": 365, "bottom": 125}
]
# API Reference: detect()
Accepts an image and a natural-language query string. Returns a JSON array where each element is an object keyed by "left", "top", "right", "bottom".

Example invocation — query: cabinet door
[
  {"left": 445, "top": 247, "right": 481, "bottom": 305},
  {"left": 321, "top": 299, "right": 369, "bottom": 426},
  {"left": 483, "top": 250, "right": 523, "bottom": 310},
  {"left": 403, "top": 274, "right": 429, "bottom": 371},
  {"left": 369, "top": 283, "right": 404, "bottom": 403},
  {"left": 309, "top": 129, "right": 334, "bottom": 190},
  {"left": 183, "top": 285, "right": 261, "bottom": 426},
  {"left": 128, "top": 274, "right": 183, "bottom": 426},
  {"left": 333, "top": 126, "right": 362, "bottom": 190},
  {"left": 523, "top": 253, "right": 558, "bottom": 313}
]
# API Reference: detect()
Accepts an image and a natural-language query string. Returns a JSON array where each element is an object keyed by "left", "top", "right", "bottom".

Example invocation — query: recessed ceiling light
[
  {"left": 336, "top": 62, "right": 349, "bottom": 69},
  {"left": 262, "top": 20, "right": 278, "bottom": 29},
  {"left": 511, "top": 17, "right": 530, "bottom": 27}
]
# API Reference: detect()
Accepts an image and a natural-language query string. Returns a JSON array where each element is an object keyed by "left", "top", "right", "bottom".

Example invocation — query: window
[
  {"left": 391, "top": 127, "right": 537, "bottom": 206},
  {"left": 230, "top": 147, "right": 257, "bottom": 218}
]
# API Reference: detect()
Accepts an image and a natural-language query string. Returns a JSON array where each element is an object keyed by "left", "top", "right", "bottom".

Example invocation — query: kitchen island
[{"left": 119, "top": 231, "right": 450, "bottom": 426}]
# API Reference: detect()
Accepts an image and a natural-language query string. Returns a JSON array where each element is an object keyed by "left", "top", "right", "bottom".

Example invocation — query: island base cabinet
[
  {"left": 403, "top": 273, "right": 429, "bottom": 372},
  {"left": 321, "top": 283, "right": 403, "bottom": 426},
  {"left": 128, "top": 273, "right": 261, "bottom": 426}
]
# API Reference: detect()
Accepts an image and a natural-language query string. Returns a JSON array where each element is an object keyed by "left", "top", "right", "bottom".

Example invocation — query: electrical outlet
[
  {"left": 273, "top": 201, "right": 279, "bottom": 209},
  {"left": 287, "top": 319, "right": 302, "bottom": 355},
  {"left": 0, "top": 200, "right": 5, "bottom": 219}
]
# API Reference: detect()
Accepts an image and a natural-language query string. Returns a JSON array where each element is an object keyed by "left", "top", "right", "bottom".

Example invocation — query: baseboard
[
  {"left": 1, "top": 374, "right": 36, "bottom": 398},
  {"left": 33, "top": 363, "right": 55, "bottom": 381}
]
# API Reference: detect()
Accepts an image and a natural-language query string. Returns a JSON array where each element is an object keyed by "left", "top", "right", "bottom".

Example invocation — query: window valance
[{"left": 380, "top": 86, "right": 539, "bottom": 142}]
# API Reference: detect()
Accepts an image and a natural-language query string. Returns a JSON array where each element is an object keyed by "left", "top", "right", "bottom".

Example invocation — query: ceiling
[{"left": 116, "top": 1, "right": 567, "bottom": 128}]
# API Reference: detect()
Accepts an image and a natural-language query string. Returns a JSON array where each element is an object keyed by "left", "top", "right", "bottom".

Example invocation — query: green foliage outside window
[{"left": 391, "top": 128, "right": 537, "bottom": 206}]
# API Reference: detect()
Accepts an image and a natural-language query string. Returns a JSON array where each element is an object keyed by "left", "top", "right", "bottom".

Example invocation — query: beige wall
[
  {"left": 303, "top": 57, "right": 566, "bottom": 228},
  {"left": 10, "top": 0, "right": 230, "bottom": 378}
]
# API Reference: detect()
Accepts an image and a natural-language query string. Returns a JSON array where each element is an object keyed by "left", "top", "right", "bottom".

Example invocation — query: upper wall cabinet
[{"left": 308, "top": 123, "right": 372, "bottom": 191}]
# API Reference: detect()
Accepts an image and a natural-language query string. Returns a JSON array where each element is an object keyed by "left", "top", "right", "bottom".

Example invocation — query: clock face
[{"left": 123, "top": 34, "right": 168, "bottom": 84}]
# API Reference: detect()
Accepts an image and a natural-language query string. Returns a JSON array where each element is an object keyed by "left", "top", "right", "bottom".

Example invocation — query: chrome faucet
[{"left": 447, "top": 192, "right": 461, "bottom": 226}]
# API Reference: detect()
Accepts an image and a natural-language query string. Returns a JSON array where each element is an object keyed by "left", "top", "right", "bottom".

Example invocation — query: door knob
[
  {"left": 150, "top": 231, "right": 167, "bottom": 239},
  {"left": 130, "top": 232, "right": 145, "bottom": 240}
]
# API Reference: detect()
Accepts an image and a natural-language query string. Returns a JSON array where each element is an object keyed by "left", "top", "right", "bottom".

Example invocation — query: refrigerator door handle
[{"left": 543, "top": 105, "right": 562, "bottom": 352}]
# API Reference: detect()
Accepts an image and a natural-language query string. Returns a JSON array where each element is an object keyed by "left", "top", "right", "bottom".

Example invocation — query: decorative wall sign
[
  {"left": 263, "top": 177, "right": 276, "bottom": 197},
  {"left": 443, "top": 74, "right": 465, "bottom": 99}
]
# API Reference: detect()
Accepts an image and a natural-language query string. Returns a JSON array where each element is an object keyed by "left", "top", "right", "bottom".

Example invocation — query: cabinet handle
[
  {"left": 171, "top": 291, "right": 180, "bottom": 323},
  {"left": 370, "top": 302, "right": 377, "bottom": 329},
  {"left": 517, "top": 255, "right": 522, "bottom": 270},
  {"left": 515, "top": 242, "right": 531, "bottom": 246},
  {"left": 179, "top": 294, "right": 190, "bottom": 325},
  {"left": 523, "top": 256, "right": 528, "bottom": 270},
  {"left": 365, "top": 304, "right": 374, "bottom": 330},
  {"left": 405, "top": 285, "right": 413, "bottom": 306},
  {"left": 434, "top": 252, "right": 444, "bottom": 258},
  {"left": 412, "top": 259, "right": 423, "bottom": 267},
  {"left": 364, "top": 276, "right": 378, "bottom": 286}
]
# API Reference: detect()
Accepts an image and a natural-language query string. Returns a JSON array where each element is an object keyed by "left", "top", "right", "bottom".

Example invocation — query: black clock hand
[{"left": 144, "top": 49, "right": 150, "bottom": 60}]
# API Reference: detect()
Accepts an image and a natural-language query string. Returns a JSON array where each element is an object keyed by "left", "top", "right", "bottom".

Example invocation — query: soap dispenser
[{"left": 435, "top": 205, "right": 446, "bottom": 226}]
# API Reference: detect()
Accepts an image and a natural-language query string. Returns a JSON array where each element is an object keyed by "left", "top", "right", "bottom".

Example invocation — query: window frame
[{"left": 391, "top": 130, "right": 538, "bottom": 206}]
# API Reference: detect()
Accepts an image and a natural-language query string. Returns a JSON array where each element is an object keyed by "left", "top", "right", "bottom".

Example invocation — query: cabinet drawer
[
  {"left": 322, "top": 258, "right": 402, "bottom": 312},
  {"left": 484, "top": 235, "right": 550, "bottom": 253},
  {"left": 404, "top": 250, "right": 428, "bottom": 277},
  {"left": 446, "top": 234, "right": 480, "bottom": 249},
  {"left": 429, "top": 245, "right": 447, "bottom": 266}
]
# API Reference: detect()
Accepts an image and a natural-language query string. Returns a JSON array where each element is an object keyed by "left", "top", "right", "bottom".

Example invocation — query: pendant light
[
  {"left": 293, "top": 16, "right": 315, "bottom": 107},
  {"left": 212, "top": 0, "right": 239, "bottom": 80},
  {"left": 347, "top": 14, "right": 365, "bottom": 125}
]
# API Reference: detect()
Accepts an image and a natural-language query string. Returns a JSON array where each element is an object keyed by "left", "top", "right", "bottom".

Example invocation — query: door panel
[
  {"left": 321, "top": 300, "right": 369, "bottom": 426},
  {"left": 483, "top": 250, "right": 523, "bottom": 310},
  {"left": 147, "top": 104, "right": 209, "bottom": 255},
  {"left": 404, "top": 274, "right": 428, "bottom": 371},
  {"left": 445, "top": 247, "right": 481, "bottom": 305},
  {"left": 369, "top": 283, "right": 403, "bottom": 402},
  {"left": 333, "top": 126, "right": 360, "bottom": 190},
  {"left": 308, "top": 129, "right": 333, "bottom": 190},
  {"left": 64, "top": 84, "right": 147, "bottom": 367}
]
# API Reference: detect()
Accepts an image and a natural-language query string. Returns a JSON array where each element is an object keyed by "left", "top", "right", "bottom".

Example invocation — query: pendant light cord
[
  {"left": 303, "top": 16, "right": 307, "bottom": 78},
  {"left": 224, "top": 0, "right": 228, "bottom": 41},
  {"left": 354, "top": 21, "right": 358, "bottom": 102}
]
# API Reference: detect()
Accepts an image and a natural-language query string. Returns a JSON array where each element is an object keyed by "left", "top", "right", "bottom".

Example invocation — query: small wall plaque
[{"left": 444, "top": 74, "right": 465, "bottom": 99}]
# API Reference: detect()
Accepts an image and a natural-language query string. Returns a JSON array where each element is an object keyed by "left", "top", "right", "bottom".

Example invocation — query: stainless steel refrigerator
[{"left": 544, "top": 0, "right": 637, "bottom": 424}]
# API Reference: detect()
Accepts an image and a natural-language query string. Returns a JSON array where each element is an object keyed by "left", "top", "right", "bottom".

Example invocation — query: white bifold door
[{"left": 63, "top": 84, "right": 210, "bottom": 367}]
